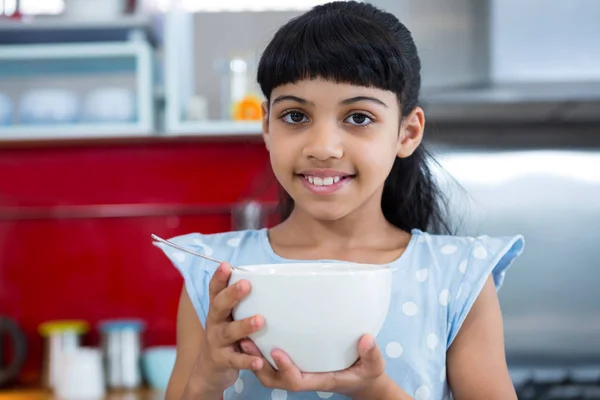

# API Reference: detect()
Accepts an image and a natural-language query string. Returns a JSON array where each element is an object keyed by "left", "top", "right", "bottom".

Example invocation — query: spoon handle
[{"left": 151, "top": 234, "right": 224, "bottom": 266}]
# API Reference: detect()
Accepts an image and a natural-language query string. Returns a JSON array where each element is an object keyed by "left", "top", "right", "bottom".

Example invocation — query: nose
[{"left": 302, "top": 122, "right": 344, "bottom": 161}]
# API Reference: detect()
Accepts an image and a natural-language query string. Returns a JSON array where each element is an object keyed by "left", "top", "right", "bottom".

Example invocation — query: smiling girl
[{"left": 158, "top": 2, "right": 524, "bottom": 399}]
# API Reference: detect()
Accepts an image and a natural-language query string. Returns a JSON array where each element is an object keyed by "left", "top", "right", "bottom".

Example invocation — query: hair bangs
[{"left": 257, "top": 9, "right": 408, "bottom": 101}]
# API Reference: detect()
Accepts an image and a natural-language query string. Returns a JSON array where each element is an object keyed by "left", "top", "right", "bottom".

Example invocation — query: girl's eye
[
  {"left": 345, "top": 113, "right": 373, "bottom": 126},
  {"left": 281, "top": 111, "right": 308, "bottom": 124}
]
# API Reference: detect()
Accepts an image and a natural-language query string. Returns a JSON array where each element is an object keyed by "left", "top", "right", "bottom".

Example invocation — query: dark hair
[{"left": 257, "top": 1, "right": 451, "bottom": 234}]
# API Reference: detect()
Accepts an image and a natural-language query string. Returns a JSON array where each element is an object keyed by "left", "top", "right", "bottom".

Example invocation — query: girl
[{"left": 158, "top": 2, "right": 524, "bottom": 399}]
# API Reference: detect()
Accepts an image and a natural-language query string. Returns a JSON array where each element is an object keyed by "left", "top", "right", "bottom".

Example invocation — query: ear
[
  {"left": 261, "top": 101, "right": 270, "bottom": 151},
  {"left": 396, "top": 106, "right": 425, "bottom": 158}
]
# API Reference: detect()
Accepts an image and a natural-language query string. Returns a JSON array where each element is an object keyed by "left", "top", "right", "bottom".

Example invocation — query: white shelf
[
  {"left": 0, "top": 15, "right": 153, "bottom": 32},
  {"left": 0, "top": 40, "right": 155, "bottom": 138},
  {"left": 0, "top": 41, "right": 148, "bottom": 59},
  {"left": 165, "top": 121, "right": 263, "bottom": 136},
  {"left": 0, "top": 123, "right": 155, "bottom": 141},
  {"left": 0, "top": 15, "right": 159, "bottom": 46}
]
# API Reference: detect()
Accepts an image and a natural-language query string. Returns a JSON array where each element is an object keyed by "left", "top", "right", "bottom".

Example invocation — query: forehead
[{"left": 270, "top": 78, "right": 397, "bottom": 105}]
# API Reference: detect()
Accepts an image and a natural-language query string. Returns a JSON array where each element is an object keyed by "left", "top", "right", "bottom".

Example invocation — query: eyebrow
[
  {"left": 341, "top": 96, "right": 388, "bottom": 108},
  {"left": 272, "top": 95, "right": 314, "bottom": 106},
  {"left": 271, "top": 94, "right": 388, "bottom": 108}
]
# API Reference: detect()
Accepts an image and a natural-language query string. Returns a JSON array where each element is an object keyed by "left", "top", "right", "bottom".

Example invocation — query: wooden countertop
[{"left": 0, "top": 388, "right": 163, "bottom": 400}]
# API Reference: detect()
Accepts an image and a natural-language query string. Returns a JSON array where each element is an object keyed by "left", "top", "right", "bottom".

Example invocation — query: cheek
[
  {"left": 268, "top": 143, "right": 293, "bottom": 177},
  {"left": 356, "top": 144, "right": 398, "bottom": 178}
]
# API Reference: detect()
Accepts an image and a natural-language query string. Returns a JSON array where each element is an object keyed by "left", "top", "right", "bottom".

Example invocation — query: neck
[{"left": 274, "top": 193, "right": 403, "bottom": 250}]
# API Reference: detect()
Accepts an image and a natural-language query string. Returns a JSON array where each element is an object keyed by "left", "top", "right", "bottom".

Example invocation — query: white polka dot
[
  {"left": 441, "top": 245, "right": 457, "bottom": 255},
  {"left": 199, "top": 244, "right": 214, "bottom": 257},
  {"left": 473, "top": 246, "right": 488, "bottom": 259},
  {"left": 317, "top": 392, "right": 334, "bottom": 399},
  {"left": 402, "top": 302, "right": 419, "bottom": 316},
  {"left": 227, "top": 237, "right": 241, "bottom": 247},
  {"left": 439, "top": 289, "right": 450, "bottom": 306},
  {"left": 415, "top": 268, "right": 429, "bottom": 282},
  {"left": 385, "top": 342, "right": 403, "bottom": 358},
  {"left": 172, "top": 252, "right": 186, "bottom": 263},
  {"left": 234, "top": 378, "right": 244, "bottom": 393},
  {"left": 415, "top": 385, "right": 431, "bottom": 400},
  {"left": 440, "top": 366, "right": 446, "bottom": 382},
  {"left": 458, "top": 259, "right": 467, "bottom": 274},
  {"left": 271, "top": 389, "right": 287, "bottom": 400},
  {"left": 193, "top": 238, "right": 204, "bottom": 245},
  {"left": 456, "top": 285, "right": 463, "bottom": 299},
  {"left": 427, "top": 333, "right": 439, "bottom": 350}
]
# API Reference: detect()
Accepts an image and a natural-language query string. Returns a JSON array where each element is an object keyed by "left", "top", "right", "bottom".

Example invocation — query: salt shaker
[{"left": 98, "top": 319, "right": 145, "bottom": 390}]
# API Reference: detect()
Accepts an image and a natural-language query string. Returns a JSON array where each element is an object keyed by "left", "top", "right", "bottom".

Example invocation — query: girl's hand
[
  {"left": 239, "top": 334, "right": 386, "bottom": 397},
  {"left": 194, "top": 262, "right": 266, "bottom": 394}
]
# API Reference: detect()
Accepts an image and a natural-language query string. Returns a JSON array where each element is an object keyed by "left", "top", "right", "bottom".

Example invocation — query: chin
[{"left": 298, "top": 202, "right": 351, "bottom": 222}]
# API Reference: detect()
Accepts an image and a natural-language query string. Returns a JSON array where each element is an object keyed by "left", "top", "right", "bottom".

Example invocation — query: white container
[
  {"left": 82, "top": 88, "right": 136, "bottom": 123},
  {"left": 19, "top": 89, "right": 78, "bottom": 125},
  {"left": 229, "top": 263, "right": 392, "bottom": 373},
  {"left": 63, "top": 0, "right": 126, "bottom": 20},
  {"left": 56, "top": 348, "right": 105, "bottom": 400},
  {"left": 98, "top": 319, "right": 145, "bottom": 390}
]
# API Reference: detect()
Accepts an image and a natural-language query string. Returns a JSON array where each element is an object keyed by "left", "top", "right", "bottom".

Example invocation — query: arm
[
  {"left": 446, "top": 276, "right": 517, "bottom": 400},
  {"left": 165, "top": 286, "right": 222, "bottom": 400}
]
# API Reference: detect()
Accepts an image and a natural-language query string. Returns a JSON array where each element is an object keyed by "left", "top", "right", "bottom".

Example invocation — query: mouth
[
  {"left": 300, "top": 174, "right": 353, "bottom": 186},
  {"left": 296, "top": 173, "right": 355, "bottom": 195}
]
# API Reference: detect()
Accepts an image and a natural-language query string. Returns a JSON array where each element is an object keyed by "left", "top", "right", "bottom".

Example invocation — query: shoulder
[
  {"left": 153, "top": 229, "right": 267, "bottom": 327},
  {"left": 411, "top": 229, "right": 524, "bottom": 286},
  {"left": 164, "top": 228, "right": 266, "bottom": 259},
  {"left": 409, "top": 229, "right": 525, "bottom": 347}
]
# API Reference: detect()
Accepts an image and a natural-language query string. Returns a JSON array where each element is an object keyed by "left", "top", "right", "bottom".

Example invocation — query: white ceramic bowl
[{"left": 229, "top": 263, "right": 392, "bottom": 373}]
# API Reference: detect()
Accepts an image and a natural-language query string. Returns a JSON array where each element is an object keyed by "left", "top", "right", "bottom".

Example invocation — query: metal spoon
[{"left": 151, "top": 234, "right": 250, "bottom": 272}]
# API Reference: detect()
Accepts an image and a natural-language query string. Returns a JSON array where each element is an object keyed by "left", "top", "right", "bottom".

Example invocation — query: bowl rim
[{"left": 232, "top": 262, "right": 393, "bottom": 276}]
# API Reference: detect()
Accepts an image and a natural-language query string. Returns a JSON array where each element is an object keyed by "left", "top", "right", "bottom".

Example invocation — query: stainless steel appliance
[{"left": 429, "top": 122, "right": 600, "bottom": 399}]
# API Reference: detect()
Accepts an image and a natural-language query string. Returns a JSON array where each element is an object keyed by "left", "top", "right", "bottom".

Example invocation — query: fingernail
[
  {"left": 368, "top": 337, "right": 376, "bottom": 350},
  {"left": 252, "top": 359, "right": 262, "bottom": 370},
  {"left": 250, "top": 317, "right": 256, "bottom": 327}
]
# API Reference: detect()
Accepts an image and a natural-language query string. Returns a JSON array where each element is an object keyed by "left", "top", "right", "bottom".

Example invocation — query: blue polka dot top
[{"left": 156, "top": 228, "right": 524, "bottom": 400}]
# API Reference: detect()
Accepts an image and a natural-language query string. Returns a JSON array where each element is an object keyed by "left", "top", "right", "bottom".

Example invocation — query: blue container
[
  {"left": 97, "top": 319, "right": 146, "bottom": 390},
  {"left": 141, "top": 346, "right": 177, "bottom": 391}
]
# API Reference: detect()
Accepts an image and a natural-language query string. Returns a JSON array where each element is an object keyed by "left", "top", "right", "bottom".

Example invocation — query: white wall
[
  {"left": 372, "top": 0, "right": 490, "bottom": 89},
  {"left": 491, "top": 0, "right": 600, "bottom": 82}
]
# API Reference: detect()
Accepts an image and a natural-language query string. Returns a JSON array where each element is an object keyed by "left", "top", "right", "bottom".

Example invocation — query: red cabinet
[{"left": 0, "top": 137, "right": 277, "bottom": 384}]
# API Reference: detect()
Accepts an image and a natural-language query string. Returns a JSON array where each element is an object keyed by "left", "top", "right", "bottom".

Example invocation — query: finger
[
  {"left": 271, "top": 349, "right": 303, "bottom": 382},
  {"left": 208, "top": 278, "right": 250, "bottom": 323},
  {"left": 220, "top": 315, "right": 264, "bottom": 346},
  {"left": 208, "top": 262, "right": 232, "bottom": 301},
  {"left": 356, "top": 335, "right": 385, "bottom": 376},
  {"left": 239, "top": 339, "right": 263, "bottom": 357},
  {"left": 222, "top": 351, "right": 265, "bottom": 372},
  {"left": 270, "top": 349, "right": 333, "bottom": 392},
  {"left": 251, "top": 353, "right": 280, "bottom": 390}
]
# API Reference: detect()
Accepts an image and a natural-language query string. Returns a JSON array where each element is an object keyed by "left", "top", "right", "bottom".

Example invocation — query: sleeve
[
  {"left": 446, "top": 234, "right": 525, "bottom": 347},
  {"left": 153, "top": 233, "right": 218, "bottom": 329}
]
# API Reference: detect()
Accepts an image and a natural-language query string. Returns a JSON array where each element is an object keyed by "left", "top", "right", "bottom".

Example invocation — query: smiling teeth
[{"left": 305, "top": 176, "right": 341, "bottom": 186}]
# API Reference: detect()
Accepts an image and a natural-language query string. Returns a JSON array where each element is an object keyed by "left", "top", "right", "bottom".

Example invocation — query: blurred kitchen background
[{"left": 0, "top": 0, "right": 599, "bottom": 398}]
